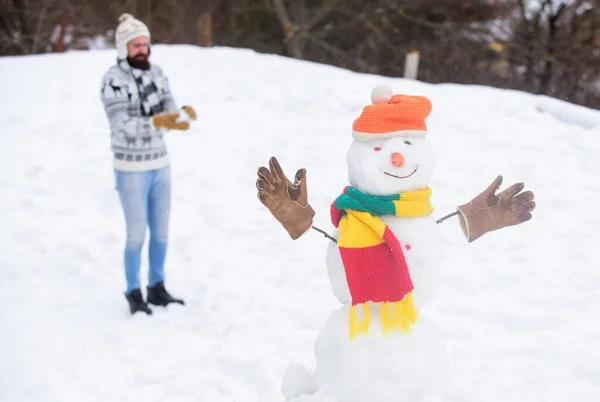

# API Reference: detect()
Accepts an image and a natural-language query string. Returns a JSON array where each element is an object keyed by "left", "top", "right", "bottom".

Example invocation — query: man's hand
[
  {"left": 456, "top": 175, "right": 536, "bottom": 243},
  {"left": 256, "top": 156, "right": 315, "bottom": 240},
  {"left": 152, "top": 112, "right": 189, "bottom": 130}
]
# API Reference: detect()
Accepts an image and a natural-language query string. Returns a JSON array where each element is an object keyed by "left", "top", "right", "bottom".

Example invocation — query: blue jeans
[{"left": 114, "top": 166, "right": 171, "bottom": 294}]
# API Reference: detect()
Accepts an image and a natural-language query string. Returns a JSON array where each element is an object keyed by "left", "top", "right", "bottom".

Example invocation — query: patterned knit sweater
[{"left": 100, "top": 59, "right": 179, "bottom": 172}]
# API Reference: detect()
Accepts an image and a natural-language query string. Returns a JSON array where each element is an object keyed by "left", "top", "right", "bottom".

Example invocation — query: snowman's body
[
  {"left": 310, "top": 220, "right": 446, "bottom": 402},
  {"left": 282, "top": 86, "right": 449, "bottom": 402}
]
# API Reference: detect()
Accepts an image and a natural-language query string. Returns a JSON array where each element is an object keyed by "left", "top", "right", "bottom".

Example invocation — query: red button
[{"left": 405, "top": 244, "right": 411, "bottom": 250}]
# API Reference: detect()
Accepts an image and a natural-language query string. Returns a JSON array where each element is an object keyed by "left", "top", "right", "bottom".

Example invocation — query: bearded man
[{"left": 100, "top": 13, "right": 196, "bottom": 315}]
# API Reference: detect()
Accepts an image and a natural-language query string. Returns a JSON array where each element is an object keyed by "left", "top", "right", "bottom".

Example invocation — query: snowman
[{"left": 256, "top": 83, "right": 536, "bottom": 402}]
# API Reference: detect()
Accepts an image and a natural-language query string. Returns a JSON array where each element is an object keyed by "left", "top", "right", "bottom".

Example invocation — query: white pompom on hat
[
  {"left": 115, "top": 13, "right": 151, "bottom": 59},
  {"left": 370, "top": 82, "right": 394, "bottom": 104}
]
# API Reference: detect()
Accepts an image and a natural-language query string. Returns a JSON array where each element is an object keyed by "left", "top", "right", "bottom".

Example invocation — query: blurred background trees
[{"left": 1, "top": 0, "right": 598, "bottom": 109}]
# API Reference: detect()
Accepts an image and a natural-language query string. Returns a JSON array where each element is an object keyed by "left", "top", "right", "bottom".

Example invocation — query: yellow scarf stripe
[
  {"left": 348, "top": 295, "right": 418, "bottom": 339},
  {"left": 349, "top": 304, "right": 370, "bottom": 339},
  {"left": 392, "top": 186, "right": 434, "bottom": 216},
  {"left": 381, "top": 294, "right": 418, "bottom": 334},
  {"left": 337, "top": 210, "right": 387, "bottom": 248}
]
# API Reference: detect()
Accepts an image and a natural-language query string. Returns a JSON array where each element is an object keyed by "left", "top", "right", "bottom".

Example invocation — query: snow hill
[{"left": 1, "top": 44, "right": 600, "bottom": 402}]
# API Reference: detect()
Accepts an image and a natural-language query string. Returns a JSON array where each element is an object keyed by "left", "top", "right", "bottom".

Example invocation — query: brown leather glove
[
  {"left": 256, "top": 156, "right": 315, "bottom": 240},
  {"left": 181, "top": 105, "right": 197, "bottom": 120},
  {"left": 456, "top": 175, "right": 535, "bottom": 243},
  {"left": 152, "top": 113, "right": 189, "bottom": 130}
]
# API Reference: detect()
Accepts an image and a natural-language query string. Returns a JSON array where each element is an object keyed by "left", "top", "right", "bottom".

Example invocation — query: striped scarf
[
  {"left": 118, "top": 58, "right": 164, "bottom": 116},
  {"left": 330, "top": 185, "right": 434, "bottom": 339}
]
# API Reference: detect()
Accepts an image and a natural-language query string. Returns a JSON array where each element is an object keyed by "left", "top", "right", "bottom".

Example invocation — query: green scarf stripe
[{"left": 334, "top": 187, "right": 398, "bottom": 216}]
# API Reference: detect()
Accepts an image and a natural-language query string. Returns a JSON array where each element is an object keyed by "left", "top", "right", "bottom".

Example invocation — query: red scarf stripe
[
  {"left": 339, "top": 243, "right": 409, "bottom": 304},
  {"left": 338, "top": 226, "right": 413, "bottom": 305},
  {"left": 383, "top": 226, "right": 414, "bottom": 294}
]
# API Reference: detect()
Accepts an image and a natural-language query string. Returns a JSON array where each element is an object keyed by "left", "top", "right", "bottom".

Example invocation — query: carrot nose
[{"left": 392, "top": 152, "right": 404, "bottom": 167}]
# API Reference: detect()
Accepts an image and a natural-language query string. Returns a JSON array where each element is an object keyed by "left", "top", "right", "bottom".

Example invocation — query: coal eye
[
  {"left": 404, "top": 141, "right": 412, "bottom": 145},
  {"left": 374, "top": 147, "right": 382, "bottom": 151}
]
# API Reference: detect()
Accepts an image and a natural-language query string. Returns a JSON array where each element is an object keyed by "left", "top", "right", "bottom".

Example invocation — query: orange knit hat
[{"left": 352, "top": 83, "right": 432, "bottom": 141}]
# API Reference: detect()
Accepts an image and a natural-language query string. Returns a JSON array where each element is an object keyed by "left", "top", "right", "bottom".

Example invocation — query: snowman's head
[
  {"left": 346, "top": 83, "right": 435, "bottom": 195},
  {"left": 347, "top": 135, "right": 434, "bottom": 195}
]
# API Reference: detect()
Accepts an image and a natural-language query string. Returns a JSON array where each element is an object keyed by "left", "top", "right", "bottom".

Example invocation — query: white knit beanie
[{"left": 115, "top": 13, "right": 151, "bottom": 59}]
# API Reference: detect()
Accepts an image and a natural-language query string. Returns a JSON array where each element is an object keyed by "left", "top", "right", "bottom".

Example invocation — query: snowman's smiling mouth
[{"left": 382, "top": 166, "right": 419, "bottom": 179}]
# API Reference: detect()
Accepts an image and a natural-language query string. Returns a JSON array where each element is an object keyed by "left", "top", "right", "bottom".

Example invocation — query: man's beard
[{"left": 127, "top": 48, "right": 151, "bottom": 70}]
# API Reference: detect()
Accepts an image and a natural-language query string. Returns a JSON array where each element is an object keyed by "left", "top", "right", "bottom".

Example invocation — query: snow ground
[{"left": 1, "top": 44, "right": 600, "bottom": 401}]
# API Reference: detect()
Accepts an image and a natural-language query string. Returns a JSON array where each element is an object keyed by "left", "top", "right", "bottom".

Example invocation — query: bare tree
[
  {"left": 267, "top": 0, "right": 341, "bottom": 59},
  {"left": 0, "top": 0, "right": 597, "bottom": 109},
  {"left": 0, "top": 0, "right": 67, "bottom": 54}
]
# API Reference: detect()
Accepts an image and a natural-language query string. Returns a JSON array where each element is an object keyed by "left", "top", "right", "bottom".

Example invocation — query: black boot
[
  {"left": 125, "top": 288, "right": 152, "bottom": 315},
  {"left": 147, "top": 281, "right": 185, "bottom": 307}
]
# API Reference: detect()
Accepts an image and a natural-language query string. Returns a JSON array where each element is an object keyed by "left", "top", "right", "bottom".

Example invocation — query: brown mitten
[
  {"left": 152, "top": 113, "right": 189, "bottom": 130},
  {"left": 256, "top": 156, "right": 315, "bottom": 240},
  {"left": 181, "top": 105, "right": 197, "bottom": 120},
  {"left": 456, "top": 175, "right": 535, "bottom": 243}
]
